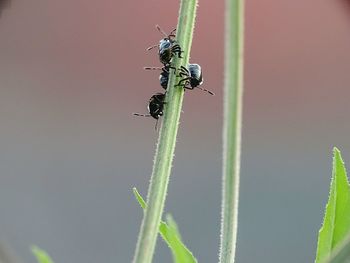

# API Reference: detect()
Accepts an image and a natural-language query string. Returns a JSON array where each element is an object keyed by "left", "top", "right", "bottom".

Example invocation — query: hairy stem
[
  {"left": 132, "top": 1, "right": 198, "bottom": 263},
  {"left": 219, "top": 0, "right": 245, "bottom": 262}
]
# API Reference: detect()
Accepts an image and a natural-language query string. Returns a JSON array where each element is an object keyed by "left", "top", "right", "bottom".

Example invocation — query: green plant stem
[
  {"left": 132, "top": 1, "right": 198, "bottom": 263},
  {"left": 219, "top": 0, "right": 245, "bottom": 262}
]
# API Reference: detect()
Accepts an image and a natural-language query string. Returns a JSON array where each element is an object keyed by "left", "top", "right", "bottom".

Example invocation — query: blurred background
[{"left": 0, "top": 0, "right": 350, "bottom": 262}]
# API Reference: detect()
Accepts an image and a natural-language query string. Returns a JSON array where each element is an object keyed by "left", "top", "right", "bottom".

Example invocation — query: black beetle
[
  {"left": 133, "top": 92, "right": 166, "bottom": 130},
  {"left": 176, "top": 64, "right": 215, "bottom": 95},
  {"left": 147, "top": 25, "right": 183, "bottom": 66},
  {"left": 143, "top": 65, "right": 176, "bottom": 90},
  {"left": 144, "top": 64, "right": 214, "bottom": 95}
]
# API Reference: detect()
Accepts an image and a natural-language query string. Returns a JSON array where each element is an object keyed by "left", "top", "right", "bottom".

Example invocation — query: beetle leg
[
  {"left": 183, "top": 85, "right": 195, "bottom": 91},
  {"left": 175, "top": 77, "right": 191, "bottom": 87},
  {"left": 179, "top": 66, "right": 190, "bottom": 75},
  {"left": 167, "top": 65, "right": 177, "bottom": 73},
  {"left": 172, "top": 45, "right": 183, "bottom": 58},
  {"left": 178, "top": 67, "right": 188, "bottom": 76},
  {"left": 178, "top": 72, "right": 187, "bottom": 78}
]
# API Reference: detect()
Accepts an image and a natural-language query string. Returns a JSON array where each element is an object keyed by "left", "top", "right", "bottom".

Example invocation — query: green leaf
[
  {"left": 326, "top": 232, "right": 350, "bottom": 263},
  {"left": 31, "top": 246, "right": 55, "bottom": 263},
  {"left": 133, "top": 188, "right": 197, "bottom": 263},
  {"left": 315, "top": 148, "right": 350, "bottom": 263}
]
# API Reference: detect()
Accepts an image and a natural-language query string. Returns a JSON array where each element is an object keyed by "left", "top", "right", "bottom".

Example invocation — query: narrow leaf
[
  {"left": 315, "top": 148, "right": 350, "bottom": 263},
  {"left": 326, "top": 232, "right": 350, "bottom": 263},
  {"left": 31, "top": 246, "right": 55, "bottom": 263},
  {"left": 133, "top": 188, "right": 197, "bottom": 263}
]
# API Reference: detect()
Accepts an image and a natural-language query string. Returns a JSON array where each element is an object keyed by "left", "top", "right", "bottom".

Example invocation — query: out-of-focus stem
[{"left": 219, "top": 0, "right": 245, "bottom": 262}]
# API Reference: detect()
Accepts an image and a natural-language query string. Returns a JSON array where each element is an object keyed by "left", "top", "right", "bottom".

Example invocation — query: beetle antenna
[
  {"left": 155, "top": 25, "right": 168, "bottom": 38},
  {"left": 169, "top": 28, "right": 176, "bottom": 37},
  {"left": 133, "top": 113, "right": 151, "bottom": 117},
  {"left": 144, "top": 66, "right": 162, "bottom": 70},
  {"left": 146, "top": 44, "right": 158, "bottom": 51},
  {"left": 198, "top": 87, "right": 215, "bottom": 96},
  {"left": 144, "top": 66, "right": 176, "bottom": 73}
]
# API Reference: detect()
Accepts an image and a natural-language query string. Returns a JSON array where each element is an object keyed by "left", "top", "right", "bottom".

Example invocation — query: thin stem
[
  {"left": 219, "top": 0, "right": 245, "bottom": 262},
  {"left": 132, "top": 1, "right": 198, "bottom": 263}
]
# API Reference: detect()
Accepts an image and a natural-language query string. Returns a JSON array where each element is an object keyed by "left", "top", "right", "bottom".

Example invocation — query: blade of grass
[
  {"left": 133, "top": 188, "right": 197, "bottom": 263},
  {"left": 315, "top": 148, "right": 350, "bottom": 263},
  {"left": 132, "top": 0, "right": 198, "bottom": 263},
  {"left": 165, "top": 215, "right": 197, "bottom": 263},
  {"left": 324, "top": 232, "right": 350, "bottom": 263},
  {"left": 219, "top": 0, "right": 245, "bottom": 262},
  {"left": 31, "top": 246, "right": 55, "bottom": 263}
]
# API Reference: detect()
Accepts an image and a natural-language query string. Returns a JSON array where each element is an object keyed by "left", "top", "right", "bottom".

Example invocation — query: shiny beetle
[
  {"left": 147, "top": 25, "right": 183, "bottom": 65},
  {"left": 143, "top": 65, "right": 176, "bottom": 90},
  {"left": 133, "top": 92, "right": 166, "bottom": 130},
  {"left": 176, "top": 64, "right": 214, "bottom": 95}
]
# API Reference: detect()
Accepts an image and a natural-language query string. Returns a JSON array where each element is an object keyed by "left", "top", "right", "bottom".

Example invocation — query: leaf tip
[
  {"left": 333, "top": 147, "right": 341, "bottom": 157},
  {"left": 133, "top": 187, "right": 147, "bottom": 210},
  {"left": 31, "top": 245, "right": 44, "bottom": 256},
  {"left": 332, "top": 147, "right": 345, "bottom": 174},
  {"left": 31, "top": 245, "right": 54, "bottom": 263}
]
